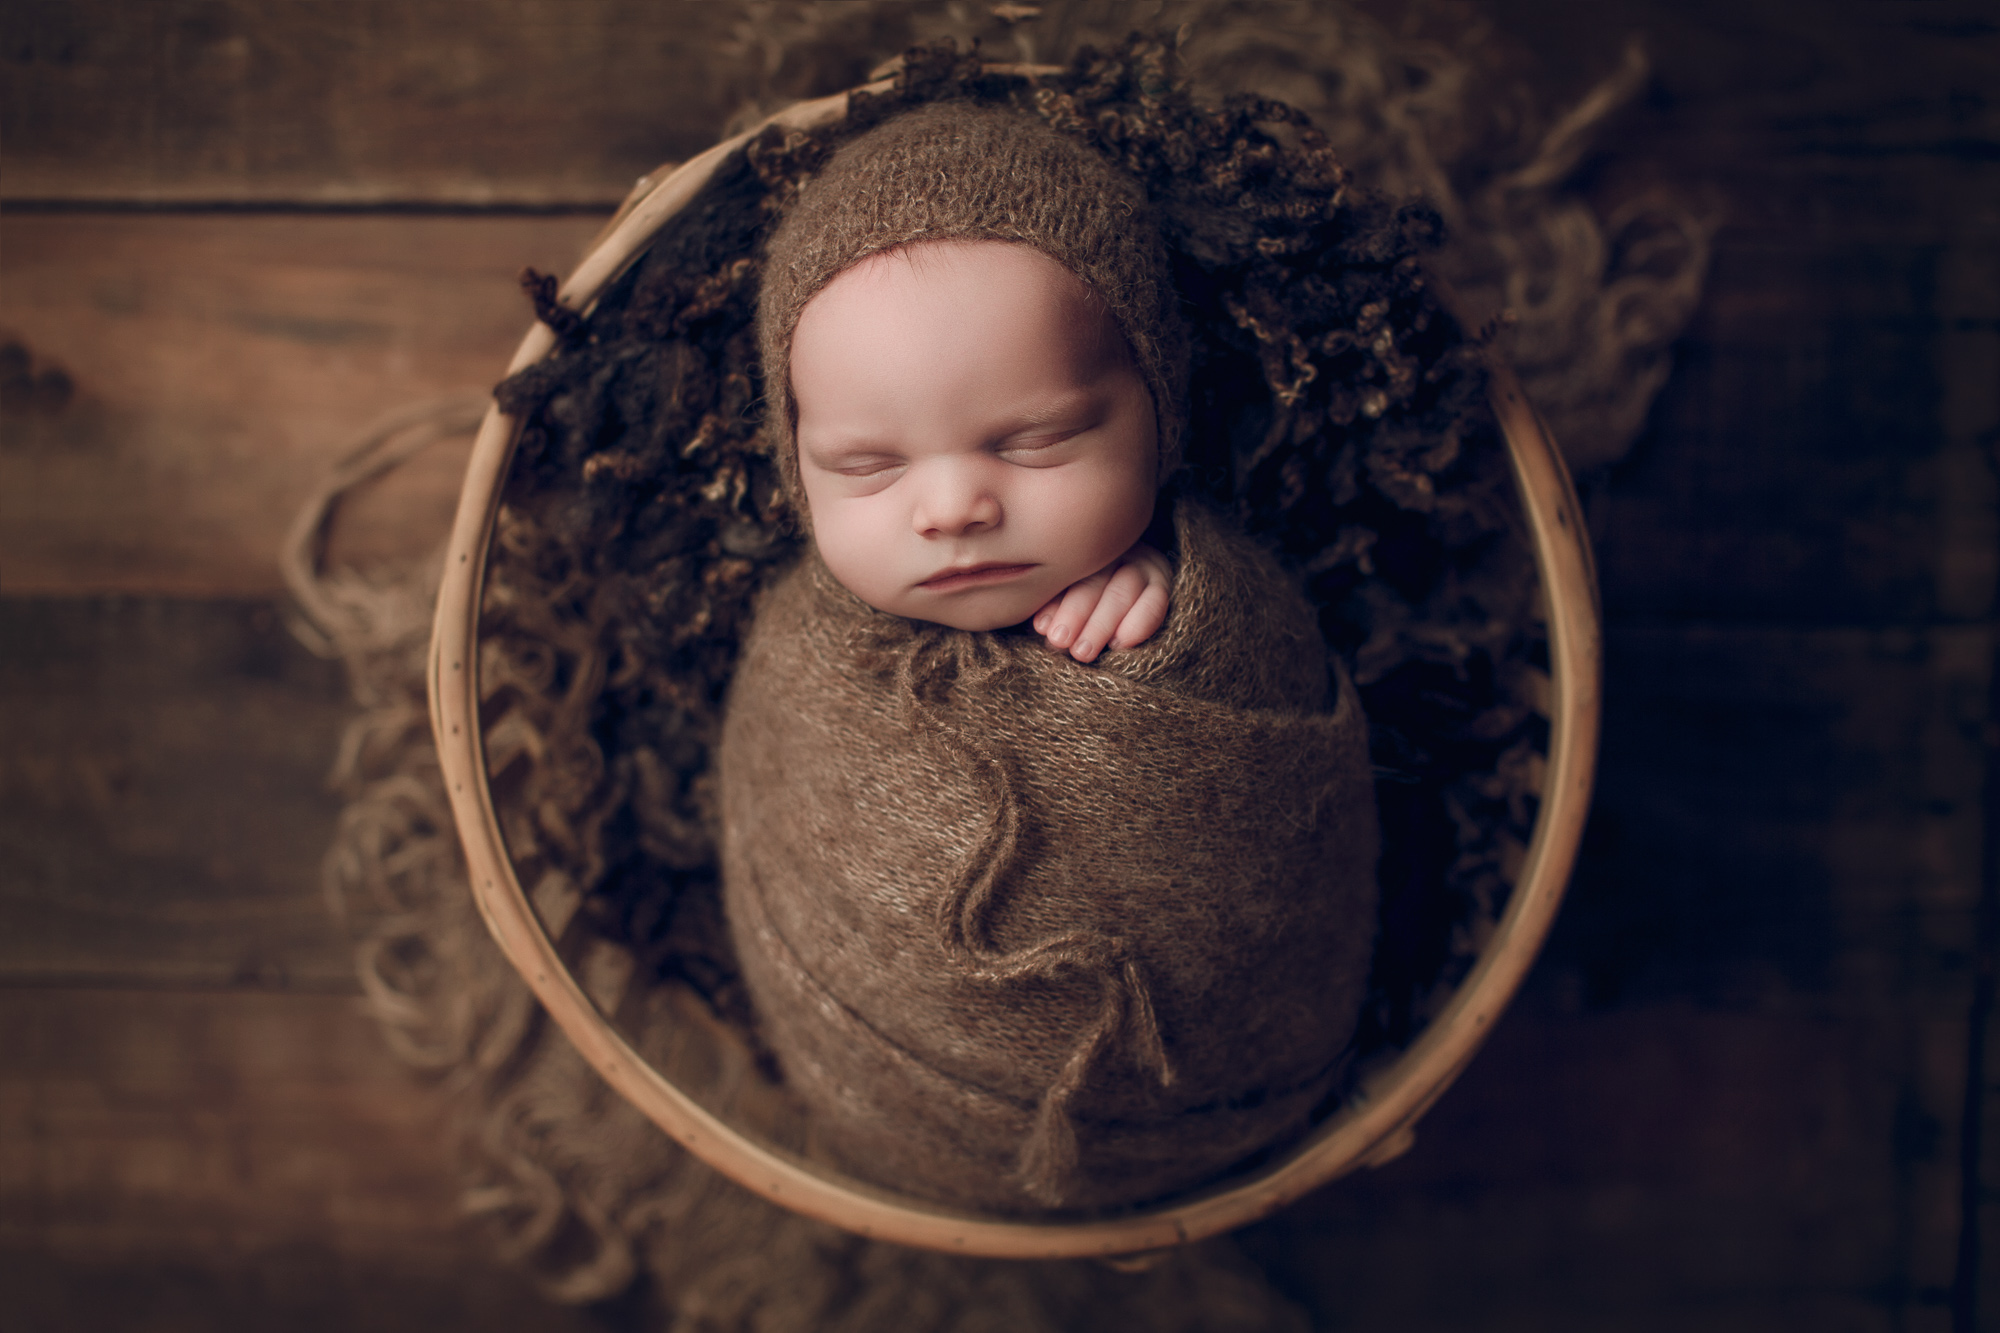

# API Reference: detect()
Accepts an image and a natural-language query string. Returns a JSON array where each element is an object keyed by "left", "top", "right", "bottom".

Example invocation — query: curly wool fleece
[{"left": 755, "top": 100, "right": 1191, "bottom": 500}]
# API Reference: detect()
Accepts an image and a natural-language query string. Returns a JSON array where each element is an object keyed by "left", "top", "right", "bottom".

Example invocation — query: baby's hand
[{"left": 1031, "top": 543, "right": 1172, "bottom": 664}]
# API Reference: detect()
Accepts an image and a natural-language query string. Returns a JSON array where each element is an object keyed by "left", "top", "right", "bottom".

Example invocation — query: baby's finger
[
  {"left": 1115, "top": 548, "right": 1173, "bottom": 646},
  {"left": 1107, "top": 578, "right": 1170, "bottom": 652},
  {"left": 1068, "top": 565, "right": 1147, "bottom": 662},
  {"left": 1040, "top": 575, "right": 1108, "bottom": 651},
  {"left": 1129, "top": 544, "right": 1174, "bottom": 592}
]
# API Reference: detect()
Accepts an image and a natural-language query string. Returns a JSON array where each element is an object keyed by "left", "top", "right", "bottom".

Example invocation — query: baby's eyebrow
[
  {"left": 1006, "top": 392, "right": 1099, "bottom": 431},
  {"left": 799, "top": 427, "right": 893, "bottom": 455},
  {"left": 797, "top": 436, "right": 896, "bottom": 470}
]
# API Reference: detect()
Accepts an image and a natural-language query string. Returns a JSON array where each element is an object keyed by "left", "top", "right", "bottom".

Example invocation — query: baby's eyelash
[
  {"left": 997, "top": 428, "right": 1083, "bottom": 455},
  {"left": 827, "top": 454, "right": 902, "bottom": 476}
]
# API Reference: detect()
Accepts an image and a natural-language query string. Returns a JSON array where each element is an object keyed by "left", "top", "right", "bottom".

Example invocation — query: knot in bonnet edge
[{"left": 756, "top": 101, "right": 1190, "bottom": 506}]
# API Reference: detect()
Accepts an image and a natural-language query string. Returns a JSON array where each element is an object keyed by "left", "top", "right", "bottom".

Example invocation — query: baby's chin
[
  {"left": 819, "top": 555, "right": 1057, "bottom": 632},
  {"left": 910, "top": 607, "right": 1033, "bottom": 633},
  {"left": 860, "top": 583, "right": 1049, "bottom": 633},
  {"left": 896, "top": 593, "right": 1042, "bottom": 633}
]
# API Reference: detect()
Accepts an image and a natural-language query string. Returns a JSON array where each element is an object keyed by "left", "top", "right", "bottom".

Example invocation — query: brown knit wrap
[
  {"left": 718, "top": 500, "right": 1379, "bottom": 1215},
  {"left": 756, "top": 101, "right": 1190, "bottom": 501}
]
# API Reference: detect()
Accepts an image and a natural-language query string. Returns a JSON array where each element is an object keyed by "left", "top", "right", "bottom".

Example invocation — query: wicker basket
[{"left": 428, "top": 74, "right": 1601, "bottom": 1262}]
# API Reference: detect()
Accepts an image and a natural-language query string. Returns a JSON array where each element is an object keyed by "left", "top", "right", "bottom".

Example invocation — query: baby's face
[{"left": 789, "top": 240, "right": 1157, "bottom": 632}]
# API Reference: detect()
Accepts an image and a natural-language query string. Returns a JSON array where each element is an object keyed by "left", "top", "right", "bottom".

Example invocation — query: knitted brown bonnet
[{"left": 756, "top": 101, "right": 1190, "bottom": 501}]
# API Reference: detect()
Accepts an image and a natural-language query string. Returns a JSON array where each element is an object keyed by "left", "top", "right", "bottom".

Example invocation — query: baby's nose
[{"left": 912, "top": 463, "right": 1001, "bottom": 537}]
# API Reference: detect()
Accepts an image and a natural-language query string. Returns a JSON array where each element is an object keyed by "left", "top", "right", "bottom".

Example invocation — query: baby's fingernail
[{"left": 1049, "top": 624, "right": 1073, "bottom": 647}]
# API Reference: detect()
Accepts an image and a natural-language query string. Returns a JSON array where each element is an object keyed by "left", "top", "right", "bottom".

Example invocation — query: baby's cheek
[
  {"left": 1039, "top": 465, "right": 1154, "bottom": 575},
  {"left": 812, "top": 504, "right": 900, "bottom": 605}
]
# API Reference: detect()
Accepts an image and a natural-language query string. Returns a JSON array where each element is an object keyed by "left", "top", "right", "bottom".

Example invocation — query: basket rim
[{"left": 427, "top": 76, "right": 1602, "bottom": 1261}]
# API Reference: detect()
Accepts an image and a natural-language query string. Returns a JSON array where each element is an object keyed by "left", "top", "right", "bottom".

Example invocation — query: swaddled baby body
[{"left": 719, "top": 102, "right": 1379, "bottom": 1213}]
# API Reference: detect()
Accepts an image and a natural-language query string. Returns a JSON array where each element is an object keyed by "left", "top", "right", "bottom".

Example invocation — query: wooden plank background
[
  {"left": 1, "top": 0, "right": 745, "bottom": 206},
  {"left": 1, "top": 214, "right": 601, "bottom": 595},
  {"left": 3, "top": 1, "right": 1997, "bottom": 1329}
]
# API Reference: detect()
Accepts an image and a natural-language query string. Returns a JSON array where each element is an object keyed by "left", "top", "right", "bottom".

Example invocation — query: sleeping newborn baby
[{"left": 720, "top": 102, "right": 1380, "bottom": 1215}]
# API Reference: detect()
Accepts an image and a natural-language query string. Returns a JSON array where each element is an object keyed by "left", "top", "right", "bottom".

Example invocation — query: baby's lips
[{"left": 917, "top": 561, "right": 1035, "bottom": 591}]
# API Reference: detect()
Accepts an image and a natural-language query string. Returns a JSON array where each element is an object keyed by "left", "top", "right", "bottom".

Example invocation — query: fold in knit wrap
[{"left": 719, "top": 501, "right": 1380, "bottom": 1215}]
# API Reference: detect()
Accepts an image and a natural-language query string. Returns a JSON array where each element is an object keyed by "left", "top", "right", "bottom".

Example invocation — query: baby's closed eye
[
  {"left": 829, "top": 454, "right": 903, "bottom": 477},
  {"left": 995, "top": 431, "right": 1081, "bottom": 465}
]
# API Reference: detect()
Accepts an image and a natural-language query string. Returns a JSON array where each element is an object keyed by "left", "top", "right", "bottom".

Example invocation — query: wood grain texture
[
  {"left": 1244, "top": 1001, "right": 1948, "bottom": 1332},
  {"left": 1594, "top": 235, "right": 2000, "bottom": 628},
  {"left": 1567, "top": 623, "right": 1989, "bottom": 1008},
  {"left": 0, "top": 213, "right": 602, "bottom": 596},
  {"left": 0, "top": 986, "right": 606, "bottom": 1333},
  {"left": 0, "top": 0, "right": 742, "bottom": 206},
  {"left": 0, "top": 597, "right": 354, "bottom": 988},
  {"left": 1552, "top": 0, "right": 2000, "bottom": 629}
]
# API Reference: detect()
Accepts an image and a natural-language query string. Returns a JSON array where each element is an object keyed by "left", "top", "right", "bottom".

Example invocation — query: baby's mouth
[{"left": 919, "top": 562, "right": 1034, "bottom": 591}]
